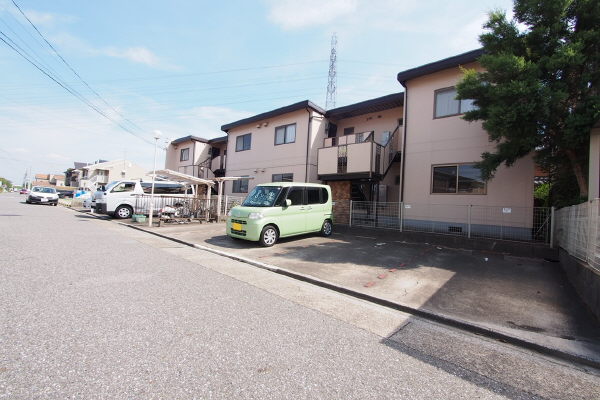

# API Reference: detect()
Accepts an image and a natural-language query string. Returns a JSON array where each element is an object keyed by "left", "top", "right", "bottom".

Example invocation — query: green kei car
[{"left": 226, "top": 182, "right": 333, "bottom": 246}]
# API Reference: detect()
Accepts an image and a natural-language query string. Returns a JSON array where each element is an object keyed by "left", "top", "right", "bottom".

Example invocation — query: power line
[
  {"left": 10, "top": 0, "right": 149, "bottom": 139},
  {"left": 0, "top": 31, "right": 157, "bottom": 147}
]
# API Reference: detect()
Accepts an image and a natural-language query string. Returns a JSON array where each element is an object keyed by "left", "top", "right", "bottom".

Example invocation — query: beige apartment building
[
  {"left": 220, "top": 94, "right": 404, "bottom": 206},
  {"left": 164, "top": 135, "right": 227, "bottom": 181},
  {"left": 396, "top": 49, "right": 535, "bottom": 236},
  {"left": 78, "top": 159, "right": 149, "bottom": 191}
]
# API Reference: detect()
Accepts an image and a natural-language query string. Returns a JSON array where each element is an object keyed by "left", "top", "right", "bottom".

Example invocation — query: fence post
[
  {"left": 349, "top": 200, "right": 353, "bottom": 227},
  {"left": 550, "top": 206, "right": 555, "bottom": 248},
  {"left": 467, "top": 205, "right": 472, "bottom": 238},
  {"left": 399, "top": 202, "right": 403, "bottom": 232}
]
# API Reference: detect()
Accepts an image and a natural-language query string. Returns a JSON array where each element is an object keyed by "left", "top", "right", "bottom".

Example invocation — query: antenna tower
[{"left": 325, "top": 33, "right": 337, "bottom": 110}]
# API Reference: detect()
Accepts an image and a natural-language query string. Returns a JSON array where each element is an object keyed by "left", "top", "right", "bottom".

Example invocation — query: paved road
[{"left": 1, "top": 193, "right": 598, "bottom": 399}]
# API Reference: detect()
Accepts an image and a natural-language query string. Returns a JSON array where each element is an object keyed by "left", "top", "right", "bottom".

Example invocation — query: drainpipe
[
  {"left": 399, "top": 87, "right": 408, "bottom": 202},
  {"left": 305, "top": 108, "right": 313, "bottom": 182}
]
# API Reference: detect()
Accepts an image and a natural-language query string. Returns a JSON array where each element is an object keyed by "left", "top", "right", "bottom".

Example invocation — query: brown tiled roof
[{"left": 35, "top": 174, "right": 49, "bottom": 180}]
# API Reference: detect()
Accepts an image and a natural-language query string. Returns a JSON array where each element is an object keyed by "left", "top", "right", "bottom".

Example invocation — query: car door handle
[
  {"left": 306, "top": 206, "right": 312, "bottom": 210},
  {"left": 299, "top": 207, "right": 305, "bottom": 210}
]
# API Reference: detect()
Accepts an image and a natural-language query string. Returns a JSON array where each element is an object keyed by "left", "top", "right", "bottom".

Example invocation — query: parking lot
[{"left": 118, "top": 219, "right": 600, "bottom": 363}]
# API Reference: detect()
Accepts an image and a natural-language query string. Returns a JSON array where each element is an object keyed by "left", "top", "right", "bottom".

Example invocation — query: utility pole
[{"left": 325, "top": 33, "right": 337, "bottom": 110}]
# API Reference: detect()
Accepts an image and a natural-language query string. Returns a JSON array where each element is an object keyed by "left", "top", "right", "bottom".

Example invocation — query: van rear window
[{"left": 141, "top": 183, "right": 189, "bottom": 194}]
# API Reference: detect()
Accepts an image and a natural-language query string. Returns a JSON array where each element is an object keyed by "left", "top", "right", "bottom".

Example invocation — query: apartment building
[
  {"left": 164, "top": 135, "right": 227, "bottom": 180},
  {"left": 78, "top": 159, "right": 148, "bottom": 191},
  {"left": 220, "top": 94, "right": 404, "bottom": 204},
  {"left": 396, "top": 49, "right": 535, "bottom": 236},
  {"left": 220, "top": 101, "right": 327, "bottom": 195}
]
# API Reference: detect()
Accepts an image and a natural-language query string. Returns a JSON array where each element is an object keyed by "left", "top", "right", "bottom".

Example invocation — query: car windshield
[
  {"left": 242, "top": 186, "right": 282, "bottom": 207},
  {"left": 41, "top": 188, "right": 56, "bottom": 193},
  {"left": 104, "top": 181, "right": 119, "bottom": 192},
  {"left": 32, "top": 187, "right": 41, "bottom": 192}
]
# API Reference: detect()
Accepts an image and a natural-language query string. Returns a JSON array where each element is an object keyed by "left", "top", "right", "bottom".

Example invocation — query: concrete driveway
[{"left": 121, "top": 219, "right": 600, "bottom": 364}]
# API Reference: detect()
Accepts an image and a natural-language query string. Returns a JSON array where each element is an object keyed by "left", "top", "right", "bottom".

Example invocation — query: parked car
[
  {"left": 19, "top": 188, "right": 29, "bottom": 194},
  {"left": 26, "top": 186, "right": 59, "bottom": 206},
  {"left": 56, "top": 189, "right": 74, "bottom": 198},
  {"left": 94, "top": 180, "right": 195, "bottom": 219},
  {"left": 226, "top": 182, "right": 333, "bottom": 247}
]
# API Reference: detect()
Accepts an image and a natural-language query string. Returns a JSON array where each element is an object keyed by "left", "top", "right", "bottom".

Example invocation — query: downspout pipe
[
  {"left": 305, "top": 108, "right": 313, "bottom": 183},
  {"left": 399, "top": 85, "right": 408, "bottom": 202}
]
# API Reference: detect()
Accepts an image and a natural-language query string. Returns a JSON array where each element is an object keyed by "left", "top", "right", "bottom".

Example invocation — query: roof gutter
[{"left": 399, "top": 85, "right": 408, "bottom": 202}]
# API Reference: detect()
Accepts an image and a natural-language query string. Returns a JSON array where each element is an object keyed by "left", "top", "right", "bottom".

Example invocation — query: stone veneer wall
[{"left": 327, "top": 181, "right": 351, "bottom": 225}]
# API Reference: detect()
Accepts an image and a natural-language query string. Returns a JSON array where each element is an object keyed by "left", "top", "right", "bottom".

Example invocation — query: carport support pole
[
  {"left": 467, "top": 205, "right": 472, "bottom": 239},
  {"left": 399, "top": 202, "right": 403, "bottom": 232},
  {"left": 216, "top": 180, "right": 223, "bottom": 222}
]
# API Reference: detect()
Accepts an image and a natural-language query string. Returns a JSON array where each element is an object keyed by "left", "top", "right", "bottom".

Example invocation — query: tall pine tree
[{"left": 456, "top": 0, "right": 599, "bottom": 206}]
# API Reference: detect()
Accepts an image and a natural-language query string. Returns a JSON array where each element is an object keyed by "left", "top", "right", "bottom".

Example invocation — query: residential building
[
  {"left": 396, "top": 49, "right": 535, "bottom": 236},
  {"left": 78, "top": 159, "right": 149, "bottom": 191},
  {"left": 220, "top": 101, "right": 327, "bottom": 196},
  {"left": 164, "top": 135, "right": 228, "bottom": 180},
  {"left": 220, "top": 95, "right": 404, "bottom": 204},
  {"left": 33, "top": 173, "right": 65, "bottom": 187}
]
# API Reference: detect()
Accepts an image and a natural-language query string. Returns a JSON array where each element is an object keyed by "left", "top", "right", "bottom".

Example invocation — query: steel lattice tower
[{"left": 325, "top": 33, "right": 337, "bottom": 110}]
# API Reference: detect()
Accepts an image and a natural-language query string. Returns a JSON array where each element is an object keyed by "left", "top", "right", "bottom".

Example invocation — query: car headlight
[{"left": 248, "top": 212, "right": 264, "bottom": 220}]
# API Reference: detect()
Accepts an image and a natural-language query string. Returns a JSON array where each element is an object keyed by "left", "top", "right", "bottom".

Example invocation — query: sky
[{"left": 0, "top": 0, "right": 515, "bottom": 185}]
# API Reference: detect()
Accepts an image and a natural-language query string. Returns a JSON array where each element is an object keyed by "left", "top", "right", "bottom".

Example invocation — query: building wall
[
  {"left": 333, "top": 106, "right": 403, "bottom": 146},
  {"left": 224, "top": 108, "right": 326, "bottom": 195},
  {"left": 402, "top": 63, "right": 535, "bottom": 212},
  {"left": 165, "top": 139, "right": 211, "bottom": 176}
]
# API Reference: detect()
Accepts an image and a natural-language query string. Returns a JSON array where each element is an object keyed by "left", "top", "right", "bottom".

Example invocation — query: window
[
  {"left": 272, "top": 173, "right": 293, "bottom": 182},
  {"left": 434, "top": 87, "right": 477, "bottom": 118},
  {"left": 274, "top": 124, "right": 296, "bottom": 145},
  {"left": 180, "top": 148, "right": 189, "bottom": 161},
  {"left": 236, "top": 134, "right": 252, "bottom": 152},
  {"left": 320, "top": 188, "right": 329, "bottom": 203},
  {"left": 111, "top": 182, "right": 135, "bottom": 192},
  {"left": 432, "top": 164, "right": 486, "bottom": 194},
  {"left": 232, "top": 176, "right": 249, "bottom": 193},
  {"left": 306, "top": 187, "right": 320, "bottom": 205},
  {"left": 286, "top": 187, "right": 305, "bottom": 206},
  {"left": 343, "top": 127, "right": 354, "bottom": 136},
  {"left": 141, "top": 183, "right": 189, "bottom": 194},
  {"left": 337, "top": 145, "right": 348, "bottom": 174}
]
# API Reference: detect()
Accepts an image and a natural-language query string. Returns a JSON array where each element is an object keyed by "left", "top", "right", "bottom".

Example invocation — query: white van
[{"left": 95, "top": 180, "right": 194, "bottom": 219}]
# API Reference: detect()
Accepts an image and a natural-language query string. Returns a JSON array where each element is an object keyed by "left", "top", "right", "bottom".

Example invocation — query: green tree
[
  {"left": 0, "top": 177, "right": 13, "bottom": 190},
  {"left": 456, "top": 0, "right": 600, "bottom": 205}
]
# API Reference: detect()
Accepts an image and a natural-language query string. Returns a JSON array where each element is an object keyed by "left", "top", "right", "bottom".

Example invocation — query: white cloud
[
  {"left": 449, "top": 14, "right": 487, "bottom": 52},
  {"left": 22, "top": 9, "right": 77, "bottom": 26},
  {"left": 48, "top": 32, "right": 181, "bottom": 71},
  {"left": 266, "top": 0, "right": 358, "bottom": 30}
]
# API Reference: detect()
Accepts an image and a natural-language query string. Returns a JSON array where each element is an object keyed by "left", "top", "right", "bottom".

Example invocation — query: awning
[{"left": 152, "top": 169, "right": 214, "bottom": 186}]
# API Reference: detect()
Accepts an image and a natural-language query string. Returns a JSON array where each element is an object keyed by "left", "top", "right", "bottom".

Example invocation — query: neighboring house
[
  {"left": 78, "top": 159, "right": 149, "bottom": 191},
  {"left": 33, "top": 173, "right": 65, "bottom": 187},
  {"left": 220, "top": 101, "right": 327, "bottom": 196},
  {"left": 164, "top": 135, "right": 228, "bottom": 180},
  {"left": 396, "top": 49, "right": 535, "bottom": 235}
]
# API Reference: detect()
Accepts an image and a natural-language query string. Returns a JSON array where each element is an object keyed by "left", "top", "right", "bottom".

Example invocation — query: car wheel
[
  {"left": 114, "top": 205, "right": 133, "bottom": 219},
  {"left": 259, "top": 225, "right": 278, "bottom": 247},
  {"left": 321, "top": 219, "right": 333, "bottom": 237},
  {"left": 53, "top": 203, "right": 58, "bottom": 206}
]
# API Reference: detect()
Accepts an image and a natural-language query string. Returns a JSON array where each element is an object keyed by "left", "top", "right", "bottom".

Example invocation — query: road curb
[{"left": 115, "top": 223, "right": 600, "bottom": 370}]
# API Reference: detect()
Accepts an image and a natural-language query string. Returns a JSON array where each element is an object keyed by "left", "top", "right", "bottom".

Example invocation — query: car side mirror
[{"left": 285, "top": 199, "right": 292, "bottom": 207}]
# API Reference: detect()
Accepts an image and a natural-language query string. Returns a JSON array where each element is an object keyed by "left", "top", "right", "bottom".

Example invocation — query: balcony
[{"left": 317, "top": 129, "right": 400, "bottom": 181}]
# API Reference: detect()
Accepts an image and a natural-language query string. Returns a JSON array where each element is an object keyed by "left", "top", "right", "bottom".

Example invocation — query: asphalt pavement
[{"left": 1, "top": 193, "right": 599, "bottom": 399}]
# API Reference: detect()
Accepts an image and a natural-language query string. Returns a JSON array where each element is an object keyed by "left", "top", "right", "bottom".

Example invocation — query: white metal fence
[
  {"left": 133, "top": 195, "right": 245, "bottom": 221},
  {"left": 555, "top": 199, "right": 600, "bottom": 272},
  {"left": 349, "top": 201, "right": 552, "bottom": 243}
]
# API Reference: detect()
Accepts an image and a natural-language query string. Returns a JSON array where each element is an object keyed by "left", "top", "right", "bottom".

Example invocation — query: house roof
[
  {"left": 35, "top": 174, "right": 49, "bottom": 180},
  {"left": 74, "top": 162, "right": 90, "bottom": 169},
  {"left": 82, "top": 159, "right": 131, "bottom": 170},
  {"left": 52, "top": 175, "right": 66, "bottom": 180},
  {"left": 396, "top": 48, "right": 484, "bottom": 85},
  {"left": 221, "top": 100, "right": 326, "bottom": 132},
  {"left": 170, "top": 135, "right": 209, "bottom": 145},
  {"left": 325, "top": 92, "right": 404, "bottom": 119},
  {"left": 208, "top": 135, "right": 227, "bottom": 144}
]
